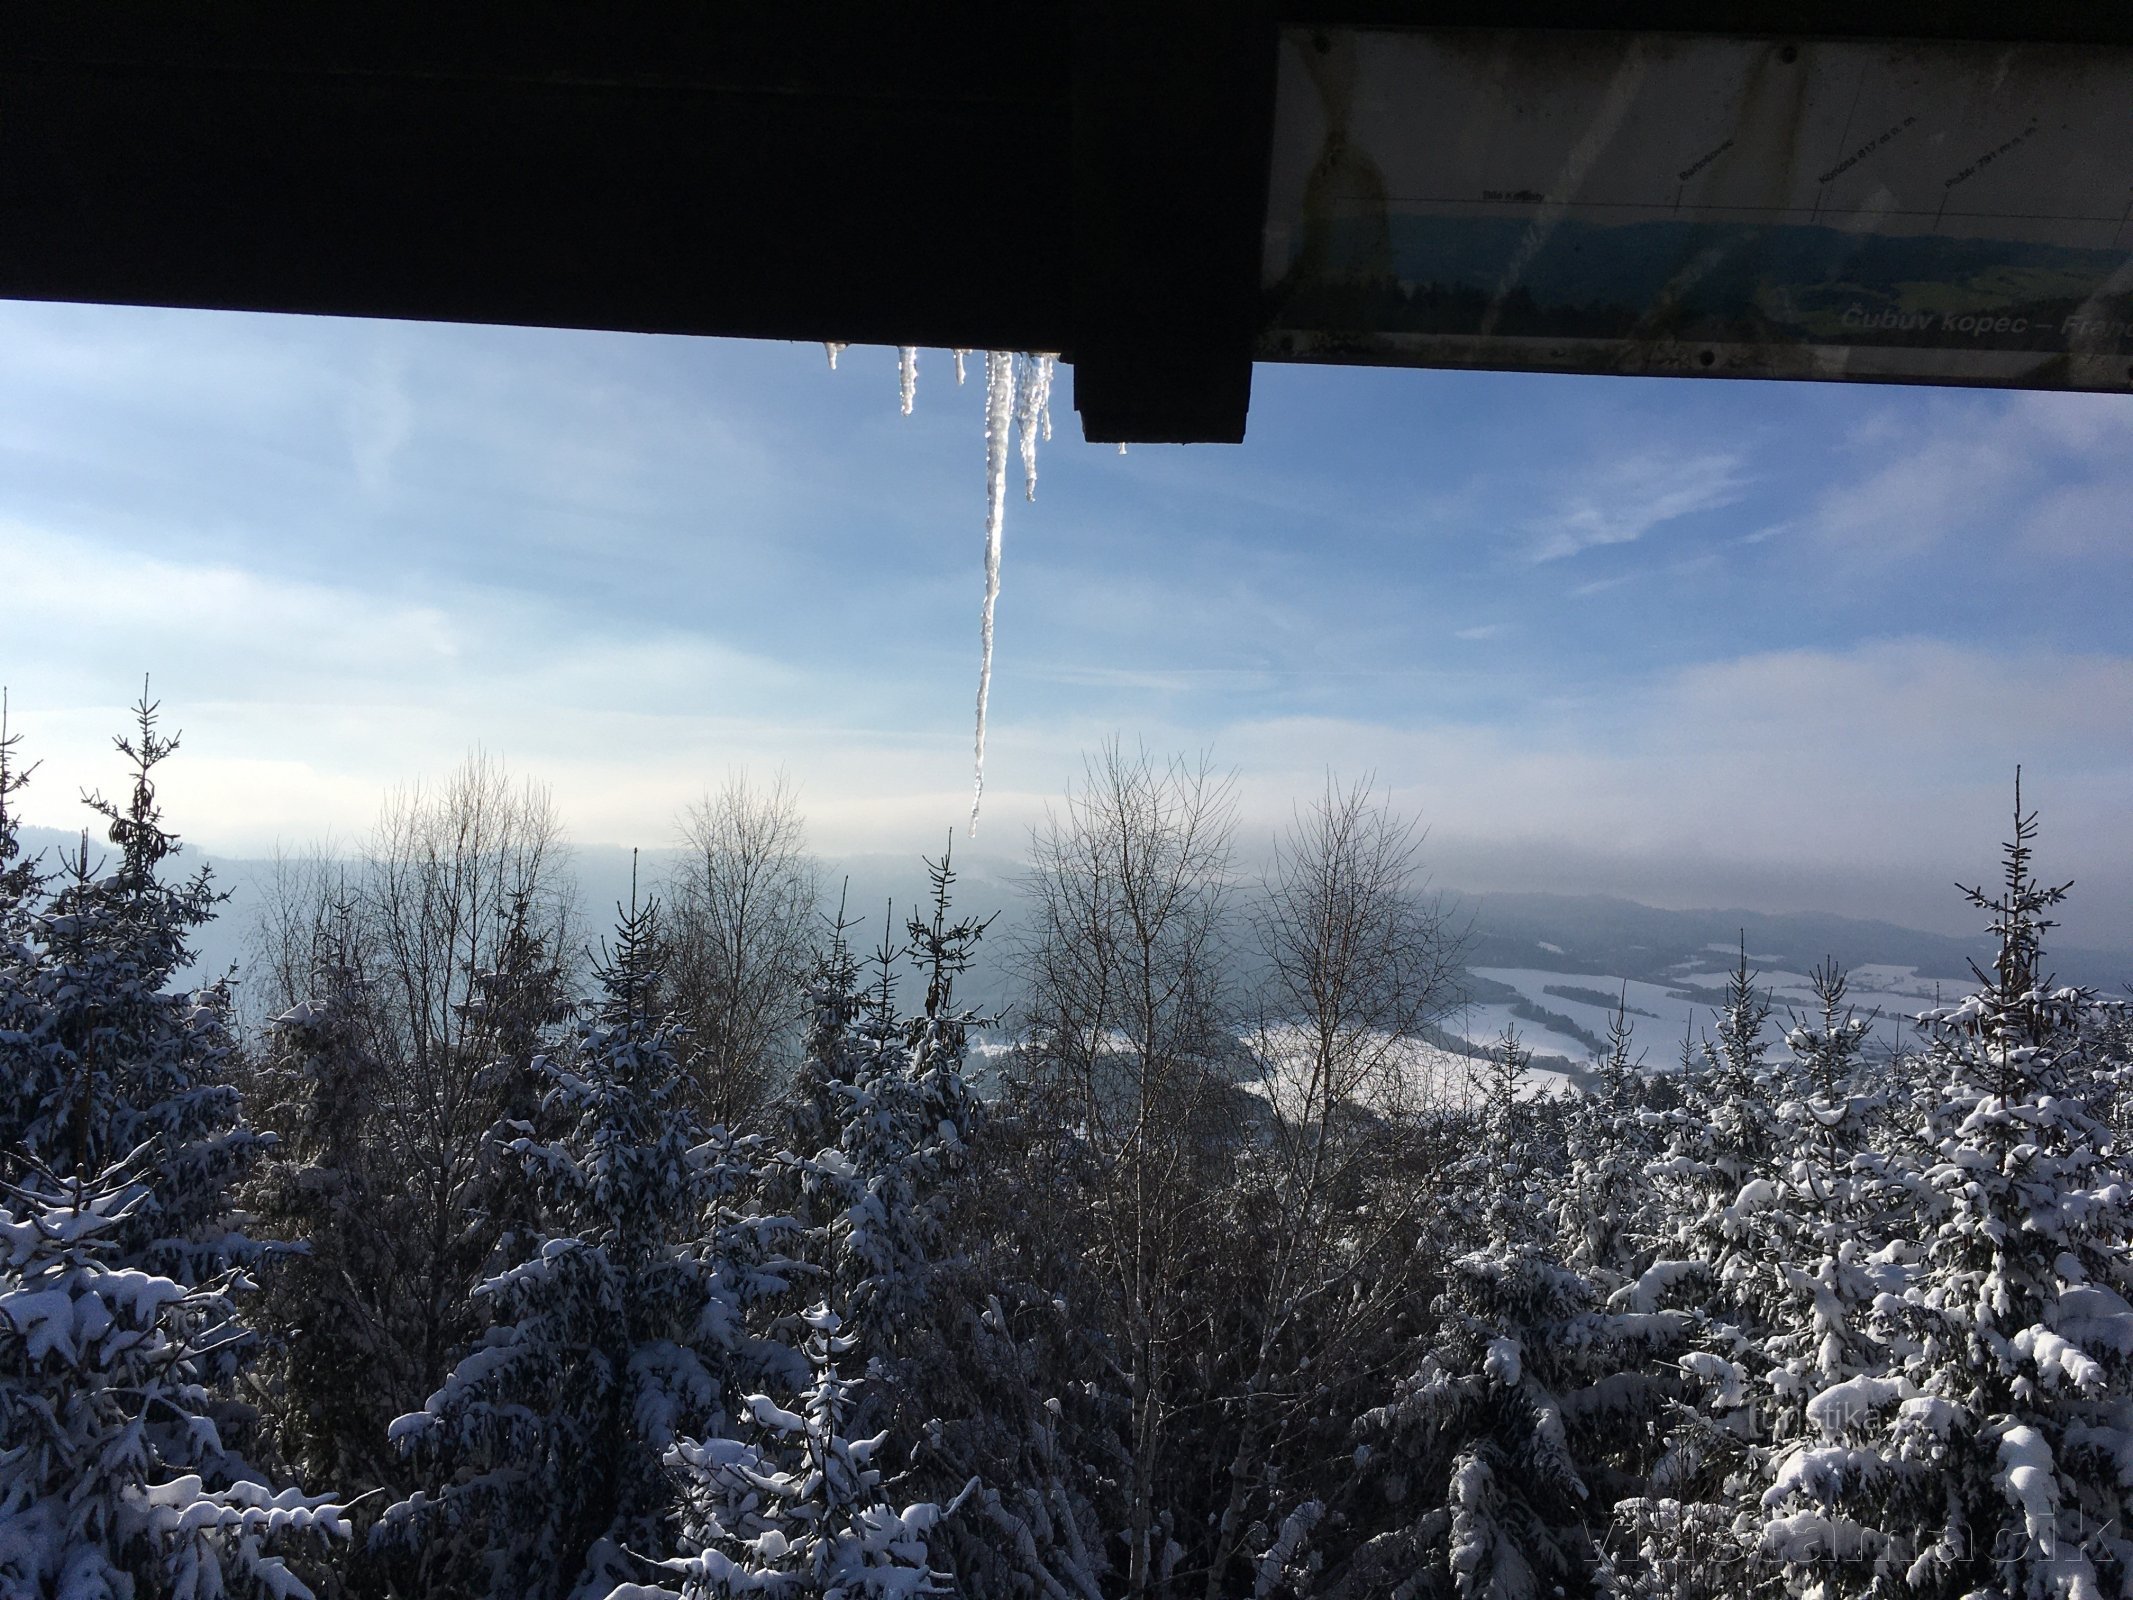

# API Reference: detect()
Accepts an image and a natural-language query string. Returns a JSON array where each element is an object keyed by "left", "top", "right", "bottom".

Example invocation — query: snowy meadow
[{"left": 4, "top": 695, "right": 2132, "bottom": 1600}]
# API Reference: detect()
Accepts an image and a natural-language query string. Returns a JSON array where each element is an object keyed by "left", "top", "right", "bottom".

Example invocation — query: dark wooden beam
[
  {"left": 0, "top": 3, "right": 1078, "bottom": 352},
  {"left": 3, "top": 3, "right": 2129, "bottom": 443},
  {"left": 1069, "top": 0, "right": 1279, "bottom": 443}
]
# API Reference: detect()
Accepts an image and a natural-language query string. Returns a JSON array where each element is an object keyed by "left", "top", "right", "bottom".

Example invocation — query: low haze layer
[{"left": 3, "top": 299, "right": 2128, "bottom": 942}]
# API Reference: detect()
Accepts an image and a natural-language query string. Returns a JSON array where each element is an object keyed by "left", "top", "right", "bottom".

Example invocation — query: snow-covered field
[
  {"left": 1236, "top": 1024, "right": 1575, "bottom": 1112},
  {"left": 1458, "top": 959, "right": 1971, "bottom": 1068},
  {"left": 975, "top": 952, "right": 1969, "bottom": 1109}
]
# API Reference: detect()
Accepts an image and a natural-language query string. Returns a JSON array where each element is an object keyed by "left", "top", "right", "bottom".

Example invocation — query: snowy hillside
[
  {"left": 24, "top": 823, "right": 2122, "bottom": 1084},
  {"left": 1451, "top": 957, "right": 1965, "bottom": 1075}
]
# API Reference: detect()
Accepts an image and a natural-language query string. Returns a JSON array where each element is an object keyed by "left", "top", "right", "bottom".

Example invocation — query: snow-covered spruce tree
[
  {"left": 846, "top": 853, "right": 1109, "bottom": 1599},
  {"left": 783, "top": 898, "right": 868, "bottom": 1231},
  {"left": 851, "top": 851, "right": 985, "bottom": 1356},
  {"left": 1329, "top": 1029, "right": 1693, "bottom": 1599},
  {"left": 0, "top": 693, "right": 50, "bottom": 1137},
  {"left": 246, "top": 894, "right": 410, "bottom": 1495},
  {"left": 1608, "top": 952, "right": 1799, "bottom": 1538},
  {"left": 894, "top": 1054, "right": 1118, "bottom": 1600},
  {"left": 0, "top": 1157, "right": 350, "bottom": 1597},
  {"left": 630, "top": 1302, "right": 965, "bottom": 1599},
  {"left": 464, "top": 884, "right": 576, "bottom": 1276},
  {"left": 1641, "top": 945, "right": 1795, "bottom": 1322},
  {"left": 0, "top": 694, "right": 343, "bottom": 1597},
  {"left": 784, "top": 853, "right": 982, "bottom": 1382},
  {"left": 1602, "top": 963, "right": 1907, "bottom": 1600},
  {"left": 1756, "top": 961, "right": 1909, "bottom": 1451},
  {"left": 0, "top": 688, "right": 265, "bottom": 1289},
  {"left": 771, "top": 896, "right": 889, "bottom": 1372},
  {"left": 0, "top": 691, "right": 42, "bottom": 951},
  {"left": 633, "top": 856, "right": 984, "bottom": 1600},
  {"left": 1454, "top": 1027, "right": 1548, "bottom": 1252},
  {"left": 1556, "top": 997, "right": 1662, "bottom": 1289},
  {"left": 378, "top": 886, "right": 771, "bottom": 1600},
  {"left": 889, "top": 1156, "right": 1115, "bottom": 1600},
  {"left": 2086, "top": 1000, "right": 2133, "bottom": 1157},
  {"left": 1336, "top": 1243, "right": 1692, "bottom": 1600},
  {"left": 1750, "top": 789, "right": 2133, "bottom": 1598}
]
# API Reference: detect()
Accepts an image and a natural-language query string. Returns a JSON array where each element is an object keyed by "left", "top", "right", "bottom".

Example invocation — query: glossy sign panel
[{"left": 1261, "top": 28, "right": 2133, "bottom": 391}]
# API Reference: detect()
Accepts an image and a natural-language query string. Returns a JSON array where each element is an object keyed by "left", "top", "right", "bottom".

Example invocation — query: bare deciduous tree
[
  {"left": 243, "top": 753, "right": 576, "bottom": 1503},
  {"left": 242, "top": 842, "right": 360, "bottom": 1028},
  {"left": 1248, "top": 776, "right": 1465, "bottom": 1127},
  {"left": 1013, "top": 741, "right": 1240, "bottom": 1600},
  {"left": 364, "top": 754, "right": 575, "bottom": 1379},
  {"left": 1194, "top": 778, "right": 1469, "bottom": 1595},
  {"left": 665, "top": 770, "right": 821, "bottom": 1126}
]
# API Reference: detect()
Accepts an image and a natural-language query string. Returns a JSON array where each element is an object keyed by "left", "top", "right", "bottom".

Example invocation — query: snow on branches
[{"left": 0, "top": 1160, "right": 349, "bottom": 1598}]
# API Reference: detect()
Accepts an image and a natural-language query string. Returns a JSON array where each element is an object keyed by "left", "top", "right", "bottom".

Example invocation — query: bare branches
[
  {"left": 1199, "top": 777, "right": 1466, "bottom": 1598},
  {"left": 1011, "top": 741, "right": 1241, "bottom": 1600},
  {"left": 665, "top": 770, "right": 821, "bottom": 1126},
  {"left": 1247, "top": 775, "right": 1465, "bottom": 1133},
  {"left": 242, "top": 751, "right": 577, "bottom": 1459},
  {"left": 1016, "top": 742, "right": 1238, "bottom": 1151}
]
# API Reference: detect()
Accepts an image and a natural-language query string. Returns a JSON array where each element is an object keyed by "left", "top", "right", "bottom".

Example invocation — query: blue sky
[{"left": 2, "top": 298, "right": 2129, "bottom": 942}]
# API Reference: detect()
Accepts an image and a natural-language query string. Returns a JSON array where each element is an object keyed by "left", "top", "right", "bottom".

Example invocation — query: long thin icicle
[
  {"left": 971, "top": 351, "right": 1016, "bottom": 834},
  {"left": 812, "top": 344, "right": 1056, "bottom": 835}
]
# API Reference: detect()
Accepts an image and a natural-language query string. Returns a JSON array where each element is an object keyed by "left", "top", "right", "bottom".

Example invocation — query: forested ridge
[{"left": 4, "top": 694, "right": 2131, "bottom": 1600}]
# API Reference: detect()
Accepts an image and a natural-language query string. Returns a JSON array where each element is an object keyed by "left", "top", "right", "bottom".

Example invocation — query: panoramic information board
[{"left": 1261, "top": 27, "right": 2133, "bottom": 391}]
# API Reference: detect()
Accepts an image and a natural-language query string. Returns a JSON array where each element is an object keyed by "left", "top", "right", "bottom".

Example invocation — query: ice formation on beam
[
  {"left": 970, "top": 352, "right": 1056, "bottom": 833},
  {"left": 822, "top": 343, "right": 1058, "bottom": 836},
  {"left": 973, "top": 352, "right": 1015, "bottom": 835},
  {"left": 1014, "top": 353, "right": 1055, "bottom": 502}
]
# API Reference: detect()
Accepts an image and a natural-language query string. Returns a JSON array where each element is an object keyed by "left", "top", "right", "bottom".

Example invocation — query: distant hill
[
  {"left": 1455, "top": 890, "right": 2130, "bottom": 997},
  {"left": 13, "top": 827, "right": 2127, "bottom": 1044}
]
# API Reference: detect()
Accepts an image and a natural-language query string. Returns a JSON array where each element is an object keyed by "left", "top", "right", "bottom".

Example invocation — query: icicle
[
  {"left": 814, "top": 345, "right": 1059, "bottom": 834},
  {"left": 1015, "top": 354, "right": 1057, "bottom": 502},
  {"left": 971, "top": 351, "right": 1015, "bottom": 835}
]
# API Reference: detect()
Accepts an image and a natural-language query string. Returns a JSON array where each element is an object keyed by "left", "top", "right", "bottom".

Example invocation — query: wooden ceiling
[{"left": 5, "top": 3, "right": 2129, "bottom": 441}]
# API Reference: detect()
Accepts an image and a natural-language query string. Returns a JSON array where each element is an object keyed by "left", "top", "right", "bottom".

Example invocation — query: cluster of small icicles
[{"left": 826, "top": 342, "right": 1059, "bottom": 836}]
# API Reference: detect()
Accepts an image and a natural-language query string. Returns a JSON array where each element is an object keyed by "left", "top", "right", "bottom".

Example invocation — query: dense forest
[{"left": 3, "top": 692, "right": 2131, "bottom": 1599}]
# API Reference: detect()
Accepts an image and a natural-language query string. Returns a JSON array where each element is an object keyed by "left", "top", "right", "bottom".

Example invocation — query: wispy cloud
[
  {"left": 1527, "top": 452, "right": 1747, "bottom": 564},
  {"left": 1807, "top": 391, "right": 2133, "bottom": 564}
]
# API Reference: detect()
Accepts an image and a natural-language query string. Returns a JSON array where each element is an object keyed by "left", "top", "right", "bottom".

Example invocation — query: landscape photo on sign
[{"left": 1262, "top": 28, "right": 2133, "bottom": 387}]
